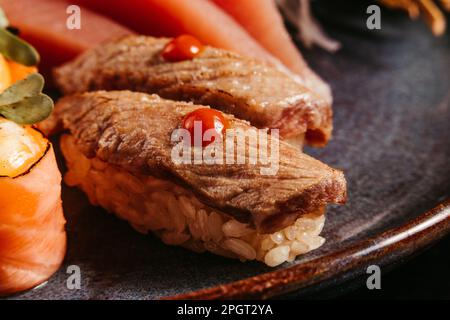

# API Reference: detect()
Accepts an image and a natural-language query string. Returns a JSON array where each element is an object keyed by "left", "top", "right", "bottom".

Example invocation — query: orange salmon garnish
[
  {"left": 7, "top": 60, "right": 38, "bottom": 84},
  {"left": 0, "top": 55, "right": 12, "bottom": 92},
  {"left": 0, "top": 118, "right": 66, "bottom": 296}
]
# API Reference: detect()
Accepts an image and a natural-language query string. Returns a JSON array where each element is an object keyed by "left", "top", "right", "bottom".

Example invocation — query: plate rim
[{"left": 167, "top": 199, "right": 450, "bottom": 300}]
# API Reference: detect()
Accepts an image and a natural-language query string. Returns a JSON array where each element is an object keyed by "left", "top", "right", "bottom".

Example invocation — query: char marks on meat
[{"left": 54, "top": 36, "right": 333, "bottom": 147}]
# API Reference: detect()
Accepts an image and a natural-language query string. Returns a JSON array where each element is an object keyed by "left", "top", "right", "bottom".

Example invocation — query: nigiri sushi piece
[
  {"left": 0, "top": 0, "right": 133, "bottom": 76},
  {"left": 0, "top": 118, "right": 66, "bottom": 296},
  {"left": 53, "top": 36, "right": 332, "bottom": 147},
  {"left": 44, "top": 90, "right": 346, "bottom": 266},
  {"left": 67, "top": 0, "right": 331, "bottom": 101}
]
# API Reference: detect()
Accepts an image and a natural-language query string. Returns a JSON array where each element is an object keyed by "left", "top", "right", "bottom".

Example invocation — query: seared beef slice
[
  {"left": 47, "top": 91, "right": 346, "bottom": 233},
  {"left": 54, "top": 36, "right": 333, "bottom": 147}
]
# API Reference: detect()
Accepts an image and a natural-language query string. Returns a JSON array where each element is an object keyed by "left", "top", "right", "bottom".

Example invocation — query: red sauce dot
[
  {"left": 182, "top": 108, "right": 230, "bottom": 147},
  {"left": 162, "top": 35, "right": 204, "bottom": 62}
]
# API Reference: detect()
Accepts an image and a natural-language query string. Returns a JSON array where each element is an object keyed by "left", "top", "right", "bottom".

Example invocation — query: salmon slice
[
  {"left": 0, "top": 0, "right": 133, "bottom": 77},
  {"left": 211, "top": 0, "right": 331, "bottom": 102},
  {"left": 0, "top": 120, "right": 66, "bottom": 296},
  {"left": 211, "top": 0, "right": 308, "bottom": 73},
  {"left": 0, "top": 147, "right": 66, "bottom": 296},
  {"left": 70, "top": 0, "right": 277, "bottom": 64}
]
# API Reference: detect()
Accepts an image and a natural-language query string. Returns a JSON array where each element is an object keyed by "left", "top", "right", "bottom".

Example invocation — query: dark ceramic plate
[{"left": 10, "top": 2, "right": 450, "bottom": 299}]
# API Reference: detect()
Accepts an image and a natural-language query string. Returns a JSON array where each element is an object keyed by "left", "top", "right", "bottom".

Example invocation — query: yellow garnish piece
[
  {"left": 0, "top": 54, "right": 11, "bottom": 92},
  {"left": 0, "top": 117, "right": 47, "bottom": 177},
  {"left": 380, "top": 0, "right": 448, "bottom": 36}
]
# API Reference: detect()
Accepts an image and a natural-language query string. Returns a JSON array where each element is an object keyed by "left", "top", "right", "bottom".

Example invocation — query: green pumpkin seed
[
  {"left": 0, "top": 28, "right": 39, "bottom": 66},
  {"left": 0, "top": 73, "right": 54, "bottom": 124},
  {"left": 0, "top": 94, "right": 53, "bottom": 124},
  {"left": 0, "top": 73, "right": 44, "bottom": 105}
]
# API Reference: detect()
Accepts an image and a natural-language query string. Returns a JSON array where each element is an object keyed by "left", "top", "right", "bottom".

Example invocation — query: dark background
[
  {"left": 279, "top": 234, "right": 450, "bottom": 300},
  {"left": 310, "top": 0, "right": 450, "bottom": 300},
  {"left": 341, "top": 235, "right": 450, "bottom": 299}
]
